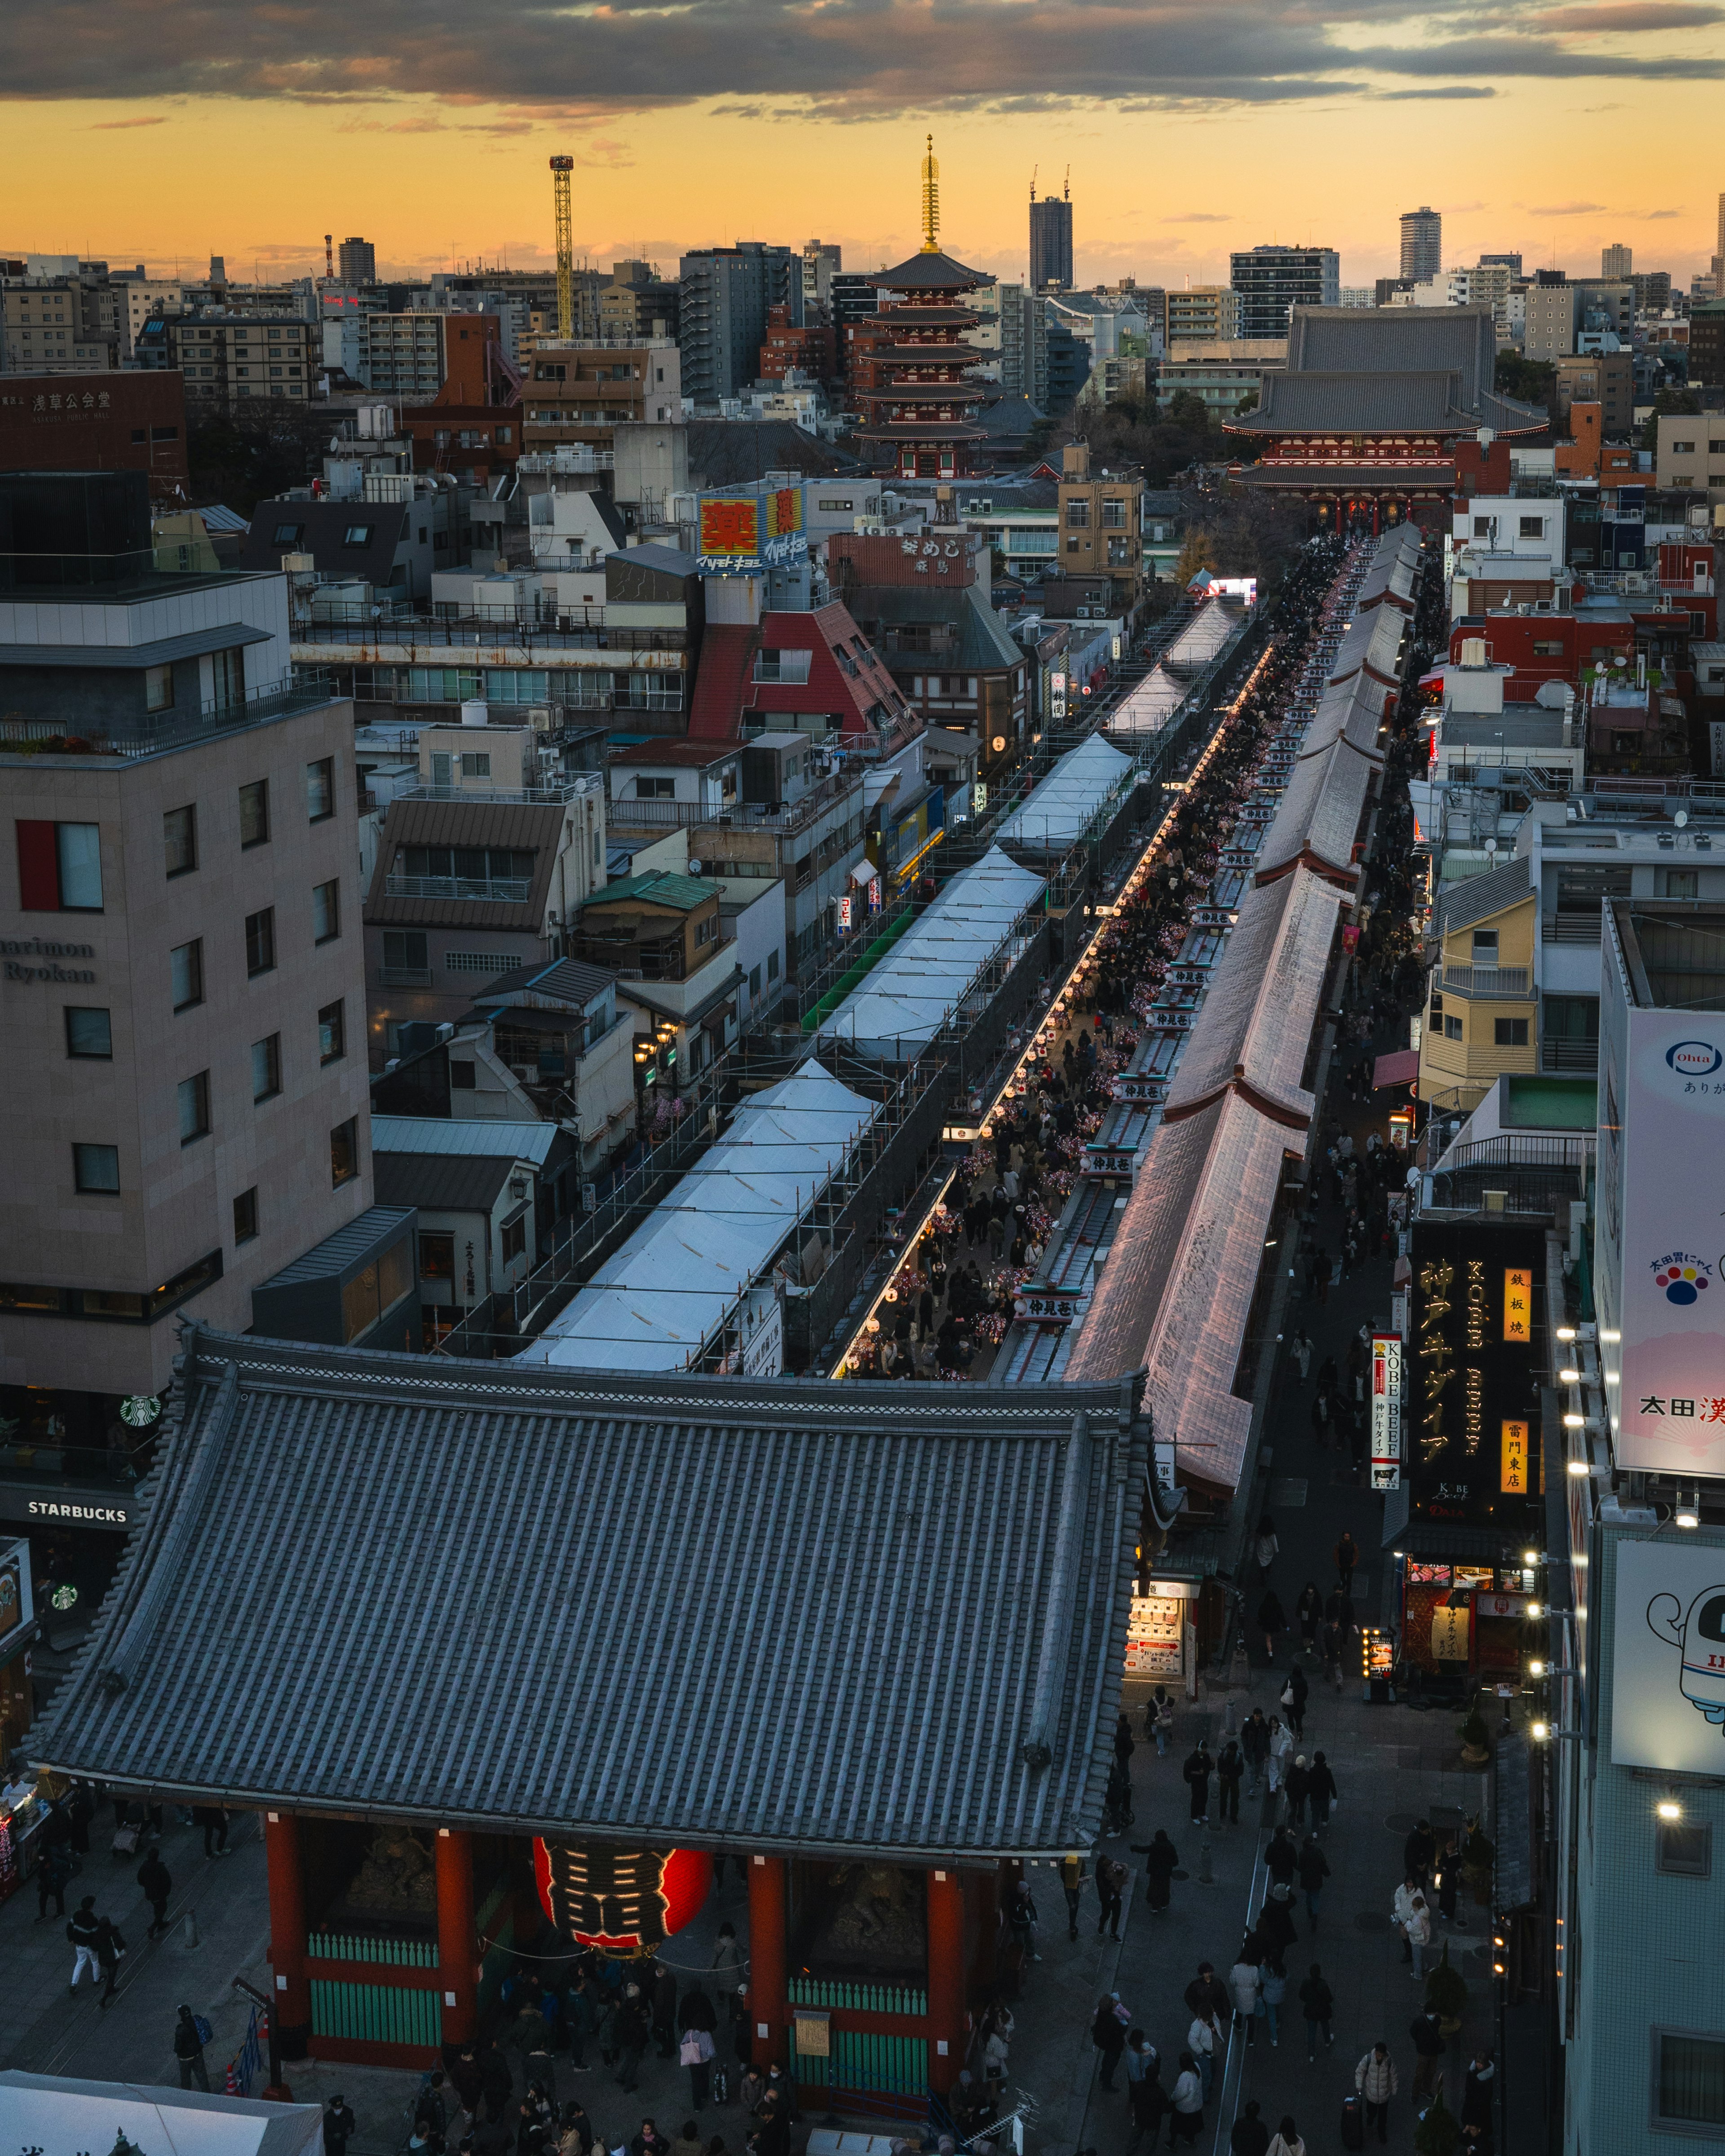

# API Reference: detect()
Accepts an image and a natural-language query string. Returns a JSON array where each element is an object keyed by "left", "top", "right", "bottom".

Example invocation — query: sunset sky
[{"left": 8, "top": 0, "right": 1724, "bottom": 292}]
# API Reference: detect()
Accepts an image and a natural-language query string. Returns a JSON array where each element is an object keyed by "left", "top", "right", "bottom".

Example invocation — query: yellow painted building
[{"left": 1418, "top": 857, "right": 1539, "bottom": 1113}]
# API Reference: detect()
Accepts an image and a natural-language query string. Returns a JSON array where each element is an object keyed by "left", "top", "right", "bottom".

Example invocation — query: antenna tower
[
  {"left": 1031, "top": 164, "right": 1038, "bottom": 203},
  {"left": 549, "top": 155, "right": 575, "bottom": 338},
  {"left": 1063, "top": 165, "right": 1070, "bottom": 201}
]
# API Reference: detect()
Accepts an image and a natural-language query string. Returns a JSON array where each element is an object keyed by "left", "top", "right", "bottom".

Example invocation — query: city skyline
[{"left": 5, "top": 47, "right": 1724, "bottom": 292}]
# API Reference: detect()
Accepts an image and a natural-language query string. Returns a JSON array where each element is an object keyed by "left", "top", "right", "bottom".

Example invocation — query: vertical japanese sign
[
  {"left": 1501, "top": 1418, "right": 1530, "bottom": 1494},
  {"left": 1371, "top": 1332, "right": 1403, "bottom": 1489},
  {"left": 1504, "top": 1268, "right": 1533, "bottom": 1345}
]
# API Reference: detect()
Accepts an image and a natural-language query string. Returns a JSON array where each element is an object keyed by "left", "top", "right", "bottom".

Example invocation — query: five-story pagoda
[{"left": 852, "top": 138, "right": 998, "bottom": 480}]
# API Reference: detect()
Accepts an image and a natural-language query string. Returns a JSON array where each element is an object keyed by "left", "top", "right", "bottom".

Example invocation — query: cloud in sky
[
  {"left": 89, "top": 113, "right": 168, "bottom": 128},
  {"left": 6, "top": 0, "right": 1722, "bottom": 117},
  {"left": 1164, "top": 212, "right": 1234, "bottom": 223},
  {"left": 1378, "top": 84, "right": 1497, "bottom": 96},
  {"left": 1527, "top": 199, "right": 1610, "bottom": 212}
]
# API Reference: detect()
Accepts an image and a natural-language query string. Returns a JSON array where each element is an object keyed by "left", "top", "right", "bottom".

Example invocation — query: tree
[
  {"left": 1176, "top": 529, "right": 1218, "bottom": 584},
  {"left": 1494, "top": 352, "right": 1555, "bottom": 409},
  {"left": 186, "top": 407, "right": 333, "bottom": 514},
  {"left": 1640, "top": 385, "right": 1701, "bottom": 451}
]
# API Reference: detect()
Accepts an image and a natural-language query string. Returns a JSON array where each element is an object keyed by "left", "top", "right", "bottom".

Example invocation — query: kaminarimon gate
[{"left": 29, "top": 1329, "right": 1144, "bottom": 2103}]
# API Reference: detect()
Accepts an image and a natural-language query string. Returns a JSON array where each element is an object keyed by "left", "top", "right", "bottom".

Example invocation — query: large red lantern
[{"left": 533, "top": 1842, "right": 712, "bottom": 1953}]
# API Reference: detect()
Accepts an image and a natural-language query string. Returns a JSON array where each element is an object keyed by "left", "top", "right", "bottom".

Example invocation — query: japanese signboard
[
  {"left": 1082, "top": 1145, "right": 1139, "bottom": 1178},
  {"left": 696, "top": 485, "right": 808, "bottom": 574},
  {"left": 1371, "top": 1332, "right": 1403, "bottom": 1490},
  {"left": 1013, "top": 1290, "right": 1087, "bottom": 1324},
  {"left": 1125, "top": 1594, "right": 1185, "bottom": 1677},
  {"left": 1111, "top": 1074, "right": 1167, "bottom": 1105},
  {"left": 1408, "top": 1219, "right": 1544, "bottom": 1528},
  {"left": 1598, "top": 1007, "right": 1725, "bottom": 1473}
]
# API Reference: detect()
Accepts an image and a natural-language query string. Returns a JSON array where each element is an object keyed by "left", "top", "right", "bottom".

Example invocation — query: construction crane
[
  {"left": 1030, "top": 164, "right": 1037, "bottom": 203},
  {"left": 549, "top": 155, "right": 575, "bottom": 339},
  {"left": 1063, "top": 164, "right": 1070, "bottom": 201}
]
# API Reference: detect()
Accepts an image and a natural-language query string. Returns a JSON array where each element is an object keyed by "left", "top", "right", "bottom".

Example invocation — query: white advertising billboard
[
  {"left": 1612, "top": 1538, "right": 1725, "bottom": 1772},
  {"left": 1612, "top": 1009, "right": 1725, "bottom": 1474},
  {"left": 1370, "top": 1332, "right": 1402, "bottom": 1490}
]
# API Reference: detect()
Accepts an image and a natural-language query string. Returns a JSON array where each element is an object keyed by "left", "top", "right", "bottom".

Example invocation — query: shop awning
[
  {"left": 1375, "top": 1048, "right": 1420, "bottom": 1088},
  {"left": 1105, "top": 664, "right": 1187, "bottom": 742},
  {"left": 1163, "top": 597, "right": 1244, "bottom": 673}
]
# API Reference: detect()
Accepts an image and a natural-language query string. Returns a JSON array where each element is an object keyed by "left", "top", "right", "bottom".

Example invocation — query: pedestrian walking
[
  {"left": 193, "top": 1804, "right": 231, "bottom": 1858},
  {"left": 1186, "top": 2009, "right": 1220, "bottom": 2107},
  {"left": 1266, "top": 1825, "right": 1298, "bottom": 1891},
  {"left": 1060, "top": 1853, "right": 1086, "bottom": 1941},
  {"left": 67, "top": 1896, "right": 102, "bottom": 1993},
  {"left": 1298, "top": 1965, "right": 1333, "bottom": 2060},
  {"left": 1265, "top": 2118, "right": 1306, "bottom": 2156},
  {"left": 1149, "top": 1688, "right": 1176, "bottom": 1757},
  {"left": 1257, "top": 1592, "right": 1288, "bottom": 1662},
  {"left": 1334, "top": 1533, "right": 1358, "bottom": 1593},
  {"left": 1461, "top": 2051, "right": 1497, "bottom": 2156},
  {"left": 1168, "top": 2053, "right": 1204, "bottom": 2147},
  {"left": 1267, "top": 1717, "right": 1293, "bottom": 1796},
  {"left": 1092, "top": 1995, "right": 1128, "bottom": 2090},
  {"left": 1392, "top": 1873, "right": 1420, "bottom": 1963},
  {"left": 711, "top": 1924, "right": 746, "bottom": 2021},
  {"left": 1181, "top": 1741, "right": 1213, "bottom": 1824},
  {"left": 1258, "top": 1886, "right": 1298, "bottom": 1965},
  {"left": 1290, "top": 1332, "right": 1313, "bottom": 1382},
  {"left": 1282, "top": 1661, "right": 1309, "bottom": 1740},
  {"left": 1096, "top": 1855, "right": 1126, "bottom": 1939},
  {"left": 1184, "top": 1962, "right": 1230, "bottom": 2031},
  {"left": 1405, "top": 1893, "right": 1433, "bottom": 1979},
  {"left": 614, "top": 1993, "right": 650, "bottom": 2092},
  {"left": 1007, "top": 1878, "right": 1042, "bottom": 1962},
  {"left": 1131, "top": 1830, "right": 1178, "bottom": 1913},
  {"left": 1230, "top": 2101, "right": 1269, "bottom": 2156},
  {"left": 1297, "top": 1835, "right": 1330, "bottom": 1929},
  {"left": 1242, "top": 1710, "right": 1270, "bottom": 1798},
  {"left": 1295, "top": 1583, "right": 1322, "bottom": 1657},
  {"left": 35, "top": 1838, "right": 73, "bottom": 1923},
  {"left": 1354, "top": 2045, "right": 1397, "bottom": 2144},
  {"left": 680, "top": 2025, "right": 716, "bottom": 2111},
  {"left": 1410, "top": 2009, "right": 1446, "bottom": 2101},
  {"left": 1216, "top": 1738, "right": 1243, "bottom": 1825},
  {"left": 323, "top": 2095, "right": 358, "bottom": 2154},
  {"left": 1229, "top": 1941, "right": 1263, "bottom": 2047},
  {"left": 1308, "top": 1751, "right": 1338, "bottom": 1830},
  {"left": 1404, "top": 1819, "right": 1437, "bottom": 1888},
  {"left": 1283, "top": 1756, "right": 1311, "bottom": 1827},
  {"left": 1254, "top": 1516, "right": 1279, "bottom": 1583},
  {"left": 93, "top": 1909, "right": 126, "bottom": 2007},
  {"left": 173, "top": 2005, "right": 210, "bottom": 2091},
  {"left": 1125, "top": 2048, "right": 1168, "bottom": 2156},
  {"left": 1259, "top": 1959, "right": 1287, "bottom": 2048},
  {"left": 137, "top": 1847, "right": 172, "bottom": 1937},
  {"left": 1115, "top": 1711, "right": 1137, "bottom": 1770}
]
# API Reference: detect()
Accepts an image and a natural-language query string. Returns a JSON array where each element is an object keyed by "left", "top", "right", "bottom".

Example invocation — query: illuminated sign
[
  {"left": 696, "top": 486, "right": 809, "bottom": 574},
  {"left": 1504, "top": 1268, "right": 1532, "bottom": 1345},
  {"left": 1371, "top": 1332, "right": 1403, "bottom": 1490},
  {"left": 1500, "top": 1418, "right": 1530, "bottom": 1494},
  {"left": 534, "top": 1843, "right": 712, "bottom": 1953}
]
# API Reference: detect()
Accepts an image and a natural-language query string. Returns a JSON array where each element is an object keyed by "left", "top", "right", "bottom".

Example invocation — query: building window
[
  {"left": 383, "top": 929, "right": 428, "bottom": 973},
  {"left": 177, "top": 1069, "right": 211, "bottom": 1145},
  {"left": 1494, "top": 1017, "right": 1529, "bottom": 1047},
  {"left": 239, "top": 778, "right": 270, "bottom": 848},
  {"left": 501, "top": 1213, "right": 528, "bottom": 1266},
  {"left": 170, "top": 938, "right": 204, "bottom": 1012},
  {"left": 233, "top": 1187, "right": 259, "bottom": 1244},
  {"left": 164, "top": 810, "right": 198, "bottom": 875},
  {"left": 252, "top": 1034, "right": 281, "bottom": 1102},
  {"left": 1471, "top": 928, "right": 1498, "bottom": 958},
  {"left": 245, "top": 907, "right": 276, "bottom": 977},
  {"left": 1654, "top": 2031, "right": 1725, "bottom": 2132},
  {"left": 1101, "top": 498, "right": 1127, "bottom": 529},
  {"left": 419, "top": 1230, "right": 455, "bottom": 1281},
  {"left": 1666, "top": 870, "right": 1700, "bottom": 900},
  {"left": 342, "top": 524, "right": 375, "bottom": 547},
  {"left": 1518, "top": 516, "right": 1545, "bottom": 539},
  {"left": 330, "top": 1117, "right": 360, "bottom": 1187},
  {"left": 73, "top": 1143, "right": 120, "bottom": 1194},
  {"left": 273, "top": 522, "right": 304, "bottom": 546},
  {"left": 755, "top": 649, "right": 813, "bottom": 685},
  {"left": 460, "top": 752, "right": 491, "bottom": 778},
  {"left": 1657, "top": 1822, "right": 1712, "bottom": 1878},
  {"left": 313, "top": 879, "right": 341, "bottom": 944},
  {"left": 449, "top": 1058, "right": 477, "bottom": 1089},
  {"left": 210, "top": 645, "right": 245, "bottom": 713},
  {"left": 635, "top": 776, "right": 676, "bottom": 799},
  {"left": 318, "top": 998, "right": 346, "bottom": 1064},
  {"left": 305, "top": 756, "right": 335, "bottom": 822},
  {"left": 1066, "top": 499, "right": 1090, "bottom": 528},
  {"left": 65, "top": 1007, "right": 112, "bottom": 1059},
  {"left": 17, "top": 820, "right": 103, "bottom": 911},
  {"left": 1443, "top": 1013, "right": 1464, "bottom": 1040},
  {"left": 145, "top": 663, "right": 175, "bottom": 713},
  {"left": 767, "top": 948, "right": 780, "bottom": 981}
]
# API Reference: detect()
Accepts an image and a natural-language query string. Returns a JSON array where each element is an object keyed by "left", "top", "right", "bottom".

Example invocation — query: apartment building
[
  {"left": 0, "top": 278, "right": 118, "bottom": 375},
  {"left": 148, "top": 314, "right": 318, "bottom": 411},
  {"left": 1054, "top": 440, "right": 1144, "bottom": 612},
  {"left": 1165, "top": 286, "right": 1241, "bottom": 344},
  {"left": 1654, "top": 410, "right": 1725, "bottom": 492},
  {"left": 678, "top": 244, "right": 801, "bottom": 404},
  {"left": 1555, "top": 349, "right": 1634, "bottom": 437},
  {"left": 1229, "top": 247, "right": 1340, "bottom": 338},
  {"left": 1524, "top": 279, "right": 1633, "bottom": 362},
  {"left": 521, "top": 340, "right": 682, "bottom": 455},
  {"left": 0, "top": 482, "right": 385, "bottom": 1418}
]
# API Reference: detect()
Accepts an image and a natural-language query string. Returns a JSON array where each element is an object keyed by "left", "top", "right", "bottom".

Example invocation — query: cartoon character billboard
[{"left": 1612, "top": 1539, "right": 1725, "bottom": 1770}]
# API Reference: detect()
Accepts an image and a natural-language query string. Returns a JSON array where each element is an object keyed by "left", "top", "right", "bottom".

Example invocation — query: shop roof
[
  {"left": 1327, "top": 604, "right": 1406, "bottom": 690},
  {"left": 1163, "top": 598, "right": 1245, "bottom": 672},
  {"left": 373, "top": 1152, "right": 520, "bottom": 1215},
  {"left": 817, "top": 847, "right": 1046, "bottom": 1060},
  {"left": 1254, "top": 736, "right": 1375, "bottom": 887},
  {"left": 252, "top": 1206, "right": 415, "bottom": 1291},
  {"left": 27, "top": 1329, "right": 1144, "bottom": 1859},
  {"left": 1302, "top": 674, "right": 1389, "bottom": 764},
  {"left": 997, "top": 734, "right": 1136, "bottom": 856},
  {"left": 1433, "top": 855, "right": 1531, "bottom": 937},
  {"left": 370, "top": 1117, "right": 562, "bottom": 1165},
  {"left": 528, "top": 1060, "right": 878, "bottom": 1373}
]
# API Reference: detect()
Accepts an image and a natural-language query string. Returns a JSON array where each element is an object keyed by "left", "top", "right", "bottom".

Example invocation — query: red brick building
[
  {"left": 0, "top": 371, "right": 189, "bottom": 501},
  {"left": 400, "top": 314, "right": 523, "bottom": 487},
  {"left": 759, "top": 304, "right": 837, "bottom": 387}
]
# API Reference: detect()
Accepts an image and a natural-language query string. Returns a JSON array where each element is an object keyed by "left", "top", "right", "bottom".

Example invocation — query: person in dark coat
[
  {"left": 1256, "top": 1887, "right": 1298, "bottom": 1962},
  {"left": 137, "top": 1847, "right": 172, "bottom": 1937},
  {"left": 94, "top": 1911, "right": 127, "bottom": 2008},
  {"left": 323, "top": 2096, "right": 358, "bottom": 2154},
  {"left": 1230, "top": 2099, "right": 1270, "bottom": 2156},
  {"left": 1095, "top": 1855, "right": 1125, "bottom": 1939},
  {"left": 650, "top": 1962, "right": 678, "bottom": 2059},
  {"left": 35, "top": 1838, "right": 73, "bottom": 1922},
  {"left": 1265, "top": 1826, "right": 1297, "bottom": 1889},
  {"left": 1460, "top": 2051, "right": 1497, "bottom": 2154},
  {"left": 1296, "top": 1838, "right": 1331, "bottom": 1929},
  {"left": 173, "top": 2005, "right": 209, "bottom": 2090},
  {"left": 1403, "top": 1820, "right": 1437, "bottom": 1888},
  {"left": 1091, "top": 1995, "right": 1128, "bottom": 2090},
  {"left": 1283, "top": 1661, "right": 1309, "bottom": 1739},
  {"left": 613, "top": 1996, "right": 650, "bottom": 2092},
  {"left": 678, "top": 1988, "right": 718, "bottom": 2036},
  {"left": 1283, "top": 1756, "right": 1312, "bottom": 1827},
  {"left": 450, "top": 2048, "right": 484, "bottom": 2122},
  {"left": 1307, "top": 1751, "right": 1339, "bottom": 1829},
  {"left": 1131, "top": 1831, "right": 1179, "bottom": 1912},
  {"left": 478, "top": 2042, "right": 514, "bottom": 2125},
  {"left": 1184, "top": 1963, "right": 1230, "bottom": 2027},
  {"left": 1216, "top": 1739, "right": 1244, "bottom": 1826},
  {"left": 1256, "top": 1592, "right": 1287, "bottom": 1661},
  {"left": 1181, "top": 1742, "right": 1213, "bottom": 1824}
]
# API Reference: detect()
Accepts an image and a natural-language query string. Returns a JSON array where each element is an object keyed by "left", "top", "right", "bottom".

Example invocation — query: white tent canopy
[
  {"left": 997, "top": 734, "right": 1137, "bottom": 855},
  {"left": 1163, "top": 598, "right": 1242, "bottom": 672},
  {"left": 1106, "top": 664, "right": 1187, "bottom": 742},
  {"left": 0, "top": 2076, "right": 322, "bottom": 2156},
  {"left": 817, "top": 847, "right": 1047, "bottom": 1060},
  {"left": 527, "top": 1060, "right": 879, "bottom": 1371}
]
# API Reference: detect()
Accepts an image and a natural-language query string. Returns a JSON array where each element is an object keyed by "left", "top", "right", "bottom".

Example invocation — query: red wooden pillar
[
  {"left": 927, "top": 1867, "right": 968, "bottom": 2094},
  {"left": 265, "top": 1811, "right": 312, "bottom": 2059},
  {"left": 1371, "top": 495, "right": 1381, "bottom": 538},
  {"left": 748, "top": 1855, "right": 789, "bottom": 2070},
  {"left": 436, "top": 1827, "right": 478, "bottom": 2046}
]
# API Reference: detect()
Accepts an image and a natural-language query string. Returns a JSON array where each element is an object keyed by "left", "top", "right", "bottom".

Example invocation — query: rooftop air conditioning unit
[{"left": 529, "top": 707, "right": 553, "bottom": 731}]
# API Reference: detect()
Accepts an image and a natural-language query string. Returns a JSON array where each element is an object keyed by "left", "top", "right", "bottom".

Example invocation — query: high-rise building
[
  {"left": 1478, "top": 252, "right": 1524, "bottom": 278},
  {"left": 802, "top": 239, "right": 842, "bottom": 320},
  {"left": 337, "top": 237, "right": 377, "bottom": 286},
  {"left": 677, "top": 242, "right": 800, "bottom": 403},
  {"left": 1601, "top": 242, "right": 1633, "bottom": 279},
  {"left": 995, "top": 282, "right": 1049, "bottom": 406},
  {"left": 1230, "top": 245, "right": 1341, "bottom": 338},
  {"left": 1399, "top": 207, "right": 1442, "bottom": 283},
  {"left": 1030, "top": 189, "right": 1075, "bottom": 294}
]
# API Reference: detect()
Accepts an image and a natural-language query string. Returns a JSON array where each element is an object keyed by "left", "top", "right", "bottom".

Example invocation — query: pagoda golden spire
[{"left": 919, "top": 133, "right": 940, "bottom": 253}]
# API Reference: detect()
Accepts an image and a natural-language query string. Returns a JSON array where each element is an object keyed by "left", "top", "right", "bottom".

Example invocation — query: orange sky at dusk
[{"left": 7, "top": 0, "right": 1724, "bottom": 292}]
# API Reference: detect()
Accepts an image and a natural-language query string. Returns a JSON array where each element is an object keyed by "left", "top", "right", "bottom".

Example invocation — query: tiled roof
[
  {"left": 372, "top": 1151, "right": 520, "bottom": 1215},
  {"left": 581, "top": 870, "right": 719, "bottom": 913},
  {"left": 364, "top": 797, "right": 566, "bottom": 931},
  {"left": 27, "top": 1330, "right": 1145, "bottom": 1857},
  {"left": 874, "top": 249, "right": 995, "bottom": 293},
  {"left": 1238, "top": 370, "right": 1471, "bottom": 434},
  {"left": 371, "top": 1117, "right": 563, "bottom": 1164},
  {"left": 470, "top": 956, "right": 617, "bottom": 1009},
  {"left": 1285, "top": 305, "right": 1498, "bottom": 410}
]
